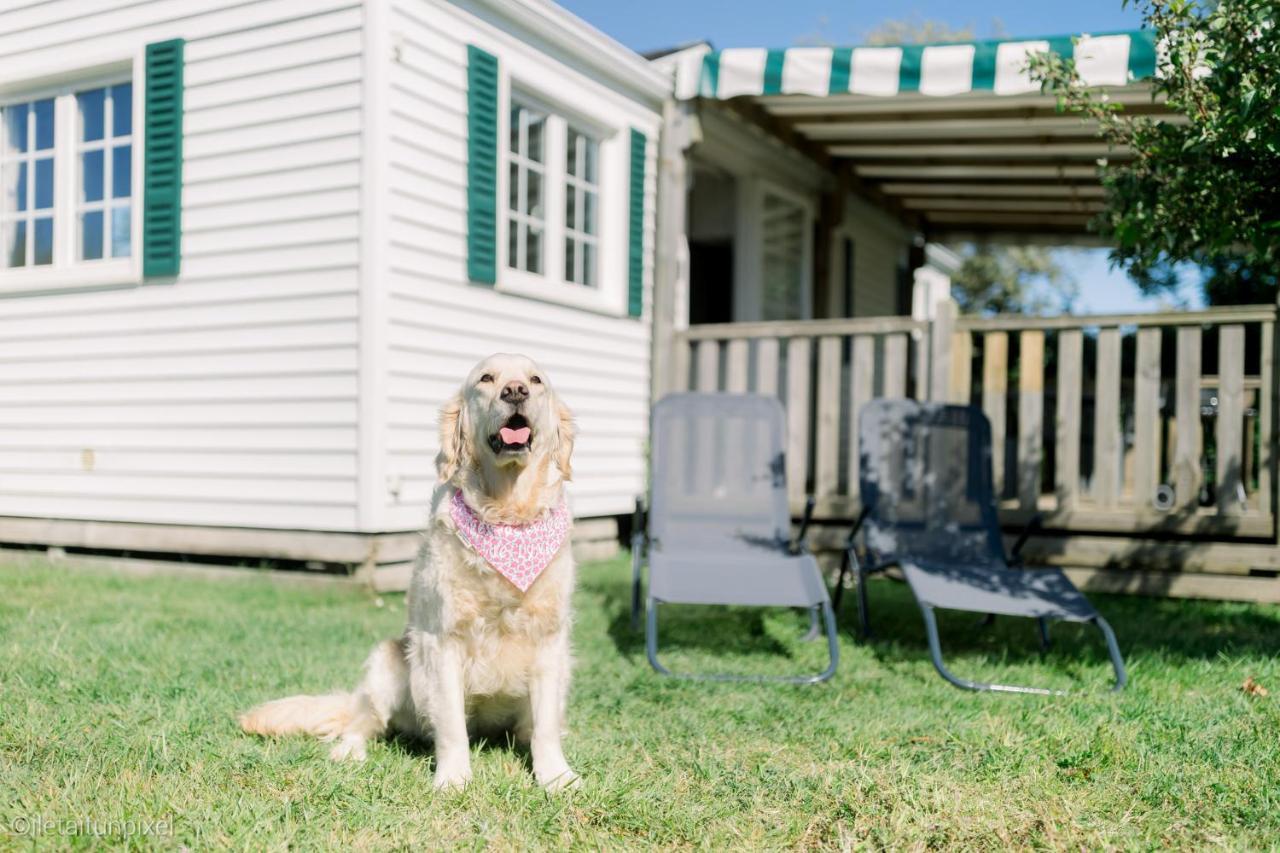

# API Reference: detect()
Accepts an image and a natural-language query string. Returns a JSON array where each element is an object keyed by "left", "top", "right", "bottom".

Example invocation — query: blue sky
[{"left": 559, "top": 0, "right": 1204, "bottom": 312}]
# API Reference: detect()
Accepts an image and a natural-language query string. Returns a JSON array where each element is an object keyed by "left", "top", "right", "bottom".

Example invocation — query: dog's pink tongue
[{"left": 500, "top": 426, "right": 531, "bottom": 445}]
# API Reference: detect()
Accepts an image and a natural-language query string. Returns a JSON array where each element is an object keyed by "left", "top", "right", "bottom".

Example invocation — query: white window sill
[
  {"left": 498, "top": 267, "right": 628, "bottom": 317},
  {"left": 0, "top": 259, "right": 141, "bottom": 297}
]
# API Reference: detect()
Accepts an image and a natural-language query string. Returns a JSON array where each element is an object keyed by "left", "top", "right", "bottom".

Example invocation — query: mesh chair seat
[
  {"left": 900, "top": 560, "right": 1097, "bottom": 621},
  {"left": 650, "top": 550, "right": 830, "bottom": 608}
]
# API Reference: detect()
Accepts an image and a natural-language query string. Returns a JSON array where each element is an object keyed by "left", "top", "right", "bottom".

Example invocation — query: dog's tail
[{"left": 238, "top": 693, "right": 357, "bottom": 741}]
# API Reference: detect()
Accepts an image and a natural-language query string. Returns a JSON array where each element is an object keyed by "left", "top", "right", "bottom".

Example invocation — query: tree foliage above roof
[{"left": 1031, "top": 0, "right": 1280, "bottom": 305}]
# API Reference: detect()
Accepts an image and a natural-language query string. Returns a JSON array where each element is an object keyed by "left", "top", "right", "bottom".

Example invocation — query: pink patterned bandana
[{"left": 449, "top": 490, "right": 571, "bottom": 592}]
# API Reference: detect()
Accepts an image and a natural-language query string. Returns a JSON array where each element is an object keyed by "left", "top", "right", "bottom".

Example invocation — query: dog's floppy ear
[
  {"left": 553, "top": 398, "right": 575, "bottom": 481},
  {"left": 436, "top": 392, "right": 467, "bottom": 482}
]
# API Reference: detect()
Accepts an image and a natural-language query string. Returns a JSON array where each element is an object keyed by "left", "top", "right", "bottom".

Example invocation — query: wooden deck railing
[{"left": 671, "top": 303, "right": 1277, "bottom": 543}]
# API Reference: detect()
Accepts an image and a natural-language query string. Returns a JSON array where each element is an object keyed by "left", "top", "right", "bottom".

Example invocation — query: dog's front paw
[
  {"left": 432, "top": 759, "right": 472, "bottom": 791},
  {"left": 537, "top": 766, "right": 580, "bottom": 793}
]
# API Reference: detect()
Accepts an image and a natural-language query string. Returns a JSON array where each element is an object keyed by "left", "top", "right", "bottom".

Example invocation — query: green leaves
[{"left": 1033, "top": 0, "right": 1280, "bottom": 304}]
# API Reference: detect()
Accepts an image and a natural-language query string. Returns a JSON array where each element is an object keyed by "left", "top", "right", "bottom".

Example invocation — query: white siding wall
[
  {"left": 844, "top": 195, "right": 910, "bottom": 318},
  {"left": 0, "top": 0, "right": 365, "bottom": 530},
  {"left": 376, "top": 0, "right": 661, "bottom": 530}
]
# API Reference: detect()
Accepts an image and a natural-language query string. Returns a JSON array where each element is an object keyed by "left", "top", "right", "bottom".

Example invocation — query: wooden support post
[
  {"left": 950, "top": 331, "right": 972, "bottom": 404},
  {"left": 1217, "top": 324, "right": 1245, "bottom": 511},
  {"left": 847, "top": 336, "right": 874, "bottom": 500},
  {"left": 1133, "top": 327, "right": 1162, "bottom": 511},
  {"left": 652, "top": 101, "right": 693, "bottom": 399},
  {"left": 1175, "top": 326, "right": 1203, "bottom": 510},
  {"left": 786, "top": 337, "right": 812, "bottom": 504},
  {"left": 1260, "top": 320, "right": 1274, "bottom": 518},
  {"left": 1055, "top": 329, "right": 1083, "bottom": 509},
  {"left": 1094, "top": 328, "right": 1122, "bottom": 506},
  {"left": 1018, "top": 330, "right": 1045, "bottom": 511},
  {"left": 982, "top": 331, "right": 1008, "bottom": 495},
  {"left": 814, "top": 336, "right": 842, "bottom": 497}
]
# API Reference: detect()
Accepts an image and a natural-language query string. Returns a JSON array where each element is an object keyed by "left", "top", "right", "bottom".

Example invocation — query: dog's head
[{"left": 436, "top": 354, "right": 574, "bottom": 484}]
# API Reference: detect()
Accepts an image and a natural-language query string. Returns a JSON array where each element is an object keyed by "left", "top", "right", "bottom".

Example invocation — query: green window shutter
[
  {"left": 466, "top": 45, "right": 499, "bottom": 286},
  {"left": 143, "top": 38, "right": 184, "bottom": 279},
  {"left": 627, "top": 128, "right": 646, "bottom": 318}
]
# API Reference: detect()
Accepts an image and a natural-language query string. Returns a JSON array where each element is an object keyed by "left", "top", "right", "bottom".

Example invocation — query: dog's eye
[
  {"left": 530, "top": 375, "right": 542, "bottom": 385},
  {"left": 478, "top": 373, "right": 494, "bottom": 384}
]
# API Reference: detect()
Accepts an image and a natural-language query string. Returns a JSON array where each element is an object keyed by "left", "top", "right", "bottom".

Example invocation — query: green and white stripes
[{"left": 679, "top": 31, "right": 1158, "bottom": 100}]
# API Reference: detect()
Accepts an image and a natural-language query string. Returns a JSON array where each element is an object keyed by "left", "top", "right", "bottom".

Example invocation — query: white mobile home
[{"left": 0, "top": 0, "right": 665, "bottom": 578}]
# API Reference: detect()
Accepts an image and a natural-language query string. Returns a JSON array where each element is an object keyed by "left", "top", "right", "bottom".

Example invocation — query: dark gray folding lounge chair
[
  {"left": 835, "top": 399, "right": 1126, "bottom": 694},
  {"left": 630, "top": 392, "right": 839, "bottom": 683}
]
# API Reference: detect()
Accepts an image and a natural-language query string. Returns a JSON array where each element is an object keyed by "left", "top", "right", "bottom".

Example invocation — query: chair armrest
[
  {"left": 792, "top": 495, "right": 816, "bottom": 554},
  {"left": 1008, "top": 512, "right": 1045, "bottom": 566}
]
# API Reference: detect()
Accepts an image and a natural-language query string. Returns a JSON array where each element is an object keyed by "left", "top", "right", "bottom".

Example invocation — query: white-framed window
[
  {"left": 498, "top": 83, "right": 622, "bottom": 315},
  {"left": 563, "top": 126, "right": 599, "bottom": 287},
  {"left": 0, "top": 67, "right": 139, "bottom": 293}
]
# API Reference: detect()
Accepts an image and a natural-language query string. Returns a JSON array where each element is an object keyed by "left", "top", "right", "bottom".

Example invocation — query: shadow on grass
[{"left": 586, "top": 558, "right": 1280, "bottom": 677}]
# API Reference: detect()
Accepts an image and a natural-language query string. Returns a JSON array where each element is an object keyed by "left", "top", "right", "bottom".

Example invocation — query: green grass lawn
[{"left": 2, "top": 556, "right": 1278, "bottom": 849}]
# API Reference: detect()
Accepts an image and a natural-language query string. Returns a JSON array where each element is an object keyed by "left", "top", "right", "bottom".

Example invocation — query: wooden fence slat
[
  {"left": 724, "top": 339, "right": 749, "bottom": 393},
  {"left": 1217, "top": 324, "right": 1246, "bottom": 512},
  {"left": 1133, "top": 327, "right": 1162, "bottom": 510},
  {"left": 1175, "top": 326, "right": 1203, "bottom": 510},
  {"left": 982, "top": 332, "right": 1008, "bottom": 495},
  {"left": 695, "top": 340, "right": 720, "bottom": 392},
  {"left": 755, "top": 338, "right": 779, "bottom": 396},
  {"left": 814, "top": 336, "right": 842, "bottom": 497},
  {"left": 1055, "top": 329, "right": 1083, "bottom": 509},
  {"left": 929, "top": 299, "right": 956, "bottom": 401},
  {"left": 950, "top": 331, "right": 972, "bottom": 404},
  {"left": 1260, "top": 320, "right": 1274, "bottom": 516},
  {"left": 1018, "top": 330, "right": 1045, "bottom": 510},
  {"left": 847, "top": 335, "right": 875, "bottom": 500},
  {"left": 672, "top": 336, "right": 692, "bottom": 392},
  {"left": 786, "top": 337, "right": 812, "bottom": 504},
  {"left": 1093, "top": 328, "right": 1122, "bottom": 507},
  {"left": 913, "top": 328, "right": 930, "bottom": 401},
  {"left": 883, "top": 333, "right": 907, "bottom": 398}
]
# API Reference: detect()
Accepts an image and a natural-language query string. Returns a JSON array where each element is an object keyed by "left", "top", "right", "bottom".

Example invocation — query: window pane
[
  {"left": 82, "top": 150, "right": 104, "bottom": 203},
  {"left": 1, "top": 162, "right": 26, "bottom": 213},
  {"left": 3, "top": 220, "right": 25, "bottom": 267},
  {"left": 34, "top": 157, "right": 53, "bottom": 210},
  {"left": 112, "top": 145, "right": 131, "bottom": 198},
  {"left": 33, "top": 216, "right": 52, "bottom": 265},
  {"left": 761, "top": 193, "right": 806, "bottom": 321},
  {"left": 565, "top": 186, "right": 576, "bottom": 231},
  {"left": 111, "top": 205, "right": 131, "bottom": 257},
  {"left": 564, "top": 238, "right": 575, "bottom": 282},
  {"left": 526, "top": 169, "right": 542, "bottom": 218},
  {"left": 33, "top": 99, "right": 54, "bottom": 150},
  {"left": 582, "top": 242, "right": 596, "bottom": 287},
  {"left": 111, "top": 83, "right": 132, "bottom": 137},
  {"left": 566, "top": 129, "right": 579, "bottom": 177},
  {"left": 526, "top": 113, "right": 545, "bottom": 163},
  {"left": 583, "top": 192, "right": 597, "bottom": 236},
  {"left": 583, "top": 138, "right": 598, "bottom": 184},
  {"left": 81, "top": 211, "right": 104, "bottom": 260},
  {"left": 508, "top": 105, "right": 521, "bottom": 153},
  {"left": 526, "top": 224, "right": 542, "bottom": 274},
  {"left": 507, "top": 219, "right": 519, "bottom": 270},
  {"left": 79, "top": 88, "right": 105, "bottom": 142},
  {"left": 508, "top": 162, "right": 519, "bottom": 209},
  {"left": 3, "top": 105, "right": 27, "bottom": 155}
]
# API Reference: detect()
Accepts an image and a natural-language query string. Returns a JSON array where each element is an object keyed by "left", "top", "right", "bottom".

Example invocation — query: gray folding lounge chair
[
  {"left": 630, "top": 392, "right": 839, "bottom": 683},
  {"left": 836, "top": 399, "right": 1126, "bottom": 694}
]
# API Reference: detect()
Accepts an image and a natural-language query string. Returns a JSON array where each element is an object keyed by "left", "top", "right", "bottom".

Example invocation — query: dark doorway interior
[{"left": 688, "top": 240, "right": 734, "bottom": 325}]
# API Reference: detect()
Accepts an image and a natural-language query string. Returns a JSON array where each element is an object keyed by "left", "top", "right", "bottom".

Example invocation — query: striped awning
[
  {"left": 674, "top": 31, "right": 1157, "bottom": 101},
  {"left": 664, "top": 30, "right": 1170, "bottom": 240}
]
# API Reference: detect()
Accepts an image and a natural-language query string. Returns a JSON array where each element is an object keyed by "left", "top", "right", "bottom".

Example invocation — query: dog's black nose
[{"left": 501, "top": 381, "right": 529, "bottom": 404}]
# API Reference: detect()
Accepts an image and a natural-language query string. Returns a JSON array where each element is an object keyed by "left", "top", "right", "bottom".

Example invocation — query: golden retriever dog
[{"left": 240, "top": 353, "right": 580, "bottom": 791}]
